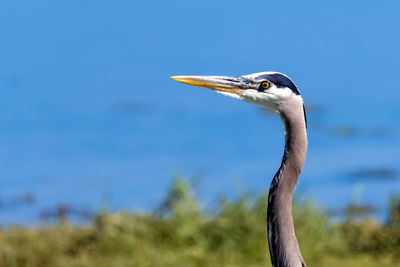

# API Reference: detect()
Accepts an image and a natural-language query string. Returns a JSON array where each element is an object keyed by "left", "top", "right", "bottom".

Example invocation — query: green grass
[{"left": 1, "top": 178, "right": 400, "bottom": 267}]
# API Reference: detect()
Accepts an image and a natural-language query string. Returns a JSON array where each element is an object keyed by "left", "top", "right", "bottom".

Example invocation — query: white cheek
[
  {"left": 268, "top": 87, "right": 294, "bottom": 99},
  {"left": 268, "top": 87, "right": 304, "bottom": 108},
  {"left": 215, "top": 91, "right": 244, "bottom": 100},
  {"left": 213, "top": 85, "right": 303, "bottom": 112},
  {"left": 242, "top": 89, "right": 278, "bottom": 108},
  {"left": 242, "top": 89, "right": 260, "bottom": 100}
]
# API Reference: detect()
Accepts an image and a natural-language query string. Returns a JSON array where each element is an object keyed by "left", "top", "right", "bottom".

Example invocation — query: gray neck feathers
[{"left": 267, "top": 103, "right": 308, "bottom": 267}]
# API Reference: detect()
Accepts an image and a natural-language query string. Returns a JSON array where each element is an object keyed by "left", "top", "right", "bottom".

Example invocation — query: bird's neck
[{"left": 267, "top": 107, "right": 308, "bottom": 267}]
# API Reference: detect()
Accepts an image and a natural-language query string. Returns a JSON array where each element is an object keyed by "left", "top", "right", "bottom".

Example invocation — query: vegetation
[{"left": 1, "top": 178, "right": 400, "bottom": 267}]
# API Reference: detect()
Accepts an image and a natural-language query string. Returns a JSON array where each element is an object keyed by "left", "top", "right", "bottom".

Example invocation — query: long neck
[{"left": 267, "top": 107, "right": 308, "bottom": 267}]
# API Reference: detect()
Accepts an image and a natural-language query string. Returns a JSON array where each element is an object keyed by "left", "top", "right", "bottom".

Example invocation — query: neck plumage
[{"left": 267, "top": 106, "right": 308, "bottom": 267}]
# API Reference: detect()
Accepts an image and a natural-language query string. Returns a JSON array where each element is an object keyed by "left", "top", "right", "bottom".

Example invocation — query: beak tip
[{"left": 170, "top": 76, "right": 181, "bottom": 82}]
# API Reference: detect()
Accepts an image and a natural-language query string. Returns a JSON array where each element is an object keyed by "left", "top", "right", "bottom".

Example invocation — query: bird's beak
[{"left": 170, "top": 75, "right": 249, "bottom": 95}]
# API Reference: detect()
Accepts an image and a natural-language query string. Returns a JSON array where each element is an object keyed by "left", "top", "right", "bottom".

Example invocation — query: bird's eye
[{"left": 260, "top": 81, "right": 270, "bottom": 90}]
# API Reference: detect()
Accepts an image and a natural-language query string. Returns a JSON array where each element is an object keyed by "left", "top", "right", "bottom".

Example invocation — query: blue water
[{"left": 0, "top": 0, "right": 399, "bottom": 224}]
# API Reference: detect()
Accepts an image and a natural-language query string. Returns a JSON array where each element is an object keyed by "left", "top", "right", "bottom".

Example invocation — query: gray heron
[{"left": 171, "top": 72, "right": 307, "bottom": 267}]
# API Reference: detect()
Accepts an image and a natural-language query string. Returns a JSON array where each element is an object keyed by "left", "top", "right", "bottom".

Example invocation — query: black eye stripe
[{"left": 257, "top": 73, "right": 300, "bottom": 95}]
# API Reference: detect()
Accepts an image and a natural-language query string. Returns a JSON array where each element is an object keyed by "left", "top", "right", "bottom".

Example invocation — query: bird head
[{"left": 171, "top": 72, "right": 303, "bottom": 114}]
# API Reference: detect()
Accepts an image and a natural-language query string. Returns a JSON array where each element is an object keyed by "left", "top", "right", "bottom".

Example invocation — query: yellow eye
[{"left": 261, "top": 81, "right": 270, "bottom": 89}]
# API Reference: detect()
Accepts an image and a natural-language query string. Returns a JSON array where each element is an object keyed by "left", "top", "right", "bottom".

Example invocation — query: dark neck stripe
[
  {"left": 267, "top": 115, "right": 291, "bottom": 267},
  {"left": 266, "top": 111, "right": 307, "bottom": 267},
  {"left": 302, "top": 104, "right": 307, "bottom": 129}
]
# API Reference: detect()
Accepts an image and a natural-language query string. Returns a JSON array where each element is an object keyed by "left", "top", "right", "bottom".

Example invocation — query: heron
[{"left": 171, "top": 71, "right": 307, "bottom": 267}]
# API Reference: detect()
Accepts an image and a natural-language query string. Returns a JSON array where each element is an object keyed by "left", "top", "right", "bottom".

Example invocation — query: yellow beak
[{"left": 170, "top": 75, "right": 246, "bottom": 95}]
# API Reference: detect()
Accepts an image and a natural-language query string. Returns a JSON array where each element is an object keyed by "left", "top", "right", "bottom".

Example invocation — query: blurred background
[{"left": 0, "top": 0, "right": 400, "bottom": 266}]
